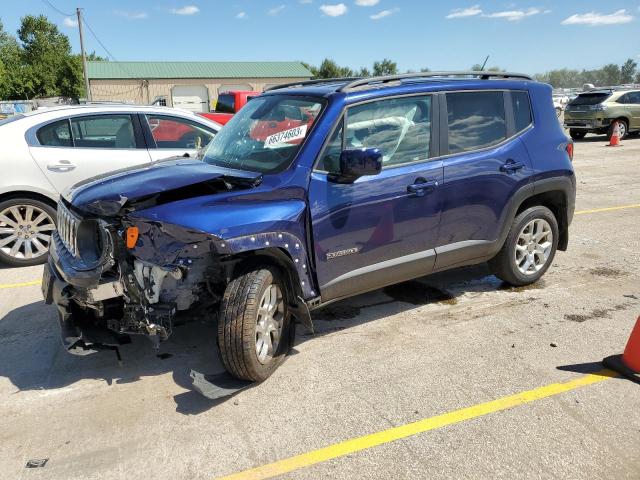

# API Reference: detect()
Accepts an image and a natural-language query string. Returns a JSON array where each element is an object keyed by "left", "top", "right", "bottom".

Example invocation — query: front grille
[{"left": 57, "top": 202, "right": 80, "bottom": 257}]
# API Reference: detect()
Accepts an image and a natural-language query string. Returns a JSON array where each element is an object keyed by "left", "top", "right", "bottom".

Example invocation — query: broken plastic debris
[{"left": 26, "top": 458, "right": 48, "bottom": 468}]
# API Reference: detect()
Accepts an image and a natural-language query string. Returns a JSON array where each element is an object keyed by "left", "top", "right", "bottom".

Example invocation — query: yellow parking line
[
  {"left": 0, "top": 279, "right": 41, "bottom": 290},
  {"left": 216, "top": 370, "right": 616, "bottom": 480},
  {"left": 575, "top": 204, "right": 640, "bottom": 215}
]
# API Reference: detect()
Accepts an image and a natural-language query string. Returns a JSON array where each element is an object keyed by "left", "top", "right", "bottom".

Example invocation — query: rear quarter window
[{"left": 512, "top": 91, "right": 532, "bottom": 133}]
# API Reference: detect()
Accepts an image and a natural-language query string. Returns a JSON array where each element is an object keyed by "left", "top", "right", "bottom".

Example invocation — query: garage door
[{"left": 171, "top": 85, "right": 209, "bottom": 113}]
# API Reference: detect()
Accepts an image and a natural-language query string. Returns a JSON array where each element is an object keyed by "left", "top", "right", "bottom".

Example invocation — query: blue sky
[{"left": 2, "top": 0, "right": 639, "bottom": 74}]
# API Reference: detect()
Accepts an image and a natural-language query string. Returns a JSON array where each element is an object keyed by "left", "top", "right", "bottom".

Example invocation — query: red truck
[{"left": 199, "top": 90, "right": 259, "bottom": 125}]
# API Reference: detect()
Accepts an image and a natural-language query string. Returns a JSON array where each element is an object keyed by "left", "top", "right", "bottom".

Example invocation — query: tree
[
  {"left": 0, "top": 15, "right": 94, "bottom": 100},
  {"left": 356, "top": 66, "right": 371, "bottom": 77},
  {"left": 620, "top": 58, "right": 638, "bottom": 84},
  {"left": 313, "top": 58, "right": 353, "bottom": 79},
  {"left": 599, "top": 63, "right": 621, "bottom": 86},
  {"left": 373, "top": 58, "right": 397, "bottom": 76}
]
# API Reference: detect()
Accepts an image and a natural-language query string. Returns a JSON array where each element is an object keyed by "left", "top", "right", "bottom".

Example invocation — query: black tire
[
  {"left": 0, "top": 197, "right": 57, "bottom": 267},
  {"left": 608, "top": 119, "right": 629, "bottom": 139},
  {"left": 217, "top": 267, "right": 292, "bottom": 382},
  {"left": 489, "top": 206, "right": 559, "bottom": 287},
  {"left": 569, "top": 129, "right": 586, "bottom": 140}
]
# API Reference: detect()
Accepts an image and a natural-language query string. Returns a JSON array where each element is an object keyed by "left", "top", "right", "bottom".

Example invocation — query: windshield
[
  {"left": 569, "top": 93, "right": 611, "bottom": 106},
  {"left": 202, "top": 96, "right": 324, "bottom": 173}
]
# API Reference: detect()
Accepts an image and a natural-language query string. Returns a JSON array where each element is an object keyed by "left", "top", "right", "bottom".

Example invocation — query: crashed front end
[
  {"left": 43, "top": 200, "right": 226, "bottom": 355},
  {"left": 42, "top": 160, "right": 264, "bottom": 356}
]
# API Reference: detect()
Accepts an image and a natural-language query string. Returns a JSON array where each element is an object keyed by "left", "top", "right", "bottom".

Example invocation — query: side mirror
[{"left": 330, "top": 148, "right": 382, "bottom": 183}]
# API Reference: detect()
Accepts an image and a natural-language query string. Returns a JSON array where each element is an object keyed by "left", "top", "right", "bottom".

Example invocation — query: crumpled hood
[{"left": 64, "top": 158, "right": 262, "bottom": 216}]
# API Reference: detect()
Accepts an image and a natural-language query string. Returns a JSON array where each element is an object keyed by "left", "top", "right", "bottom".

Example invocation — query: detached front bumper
[{"left": 43, "top": 258, "right": 130, "bottom": 356}]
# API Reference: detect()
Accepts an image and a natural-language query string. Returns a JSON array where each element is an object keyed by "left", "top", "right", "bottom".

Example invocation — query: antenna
[{"left": 480, "top": 55, "right": 490, "bottom": 72}]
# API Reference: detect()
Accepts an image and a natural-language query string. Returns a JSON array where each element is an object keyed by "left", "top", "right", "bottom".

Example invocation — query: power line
[
  {"left": 81, "top": 15, "right": 138, "bottom": 79},
  {"left": 41, "top": 0, "right": 73, "bottom": 17},
  {"left": 81, "top": 15, "right": 120, "bottom": 62}
]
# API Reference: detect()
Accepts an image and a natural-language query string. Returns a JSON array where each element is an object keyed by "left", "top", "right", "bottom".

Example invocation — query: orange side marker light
[{"left": 126, "top": 227, "right": 139, "bottom": 249}]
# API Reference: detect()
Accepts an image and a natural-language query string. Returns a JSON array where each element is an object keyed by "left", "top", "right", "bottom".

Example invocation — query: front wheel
[
  {"left": 217, "top": 267, "right": 292, "bottom": 382},
  {"left": 0, "top": 198, "right": 57, "bottom": 267},
  {"left": 489, "top": 206, "right": 559, "bottom": 287}
]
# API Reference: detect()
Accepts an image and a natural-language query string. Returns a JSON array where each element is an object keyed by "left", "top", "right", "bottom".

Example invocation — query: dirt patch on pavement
[
  {"left": 384, "top": 281, "right": 457, "bottom": 306},
  {"left": 589, "top": 267, "right": 626, "bottom": 278},
  {"left": 564, "top": 303, "right": 631, "bottom": 323}
]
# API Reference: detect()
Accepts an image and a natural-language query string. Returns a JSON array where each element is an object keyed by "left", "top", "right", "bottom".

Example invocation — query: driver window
[{"left": 344, "top": 96, "right": 432, "bottom": 168}]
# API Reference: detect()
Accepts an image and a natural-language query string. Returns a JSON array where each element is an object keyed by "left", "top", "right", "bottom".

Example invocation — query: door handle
[
  {"left": 47, "top": 160, "right": 76, "bottom": 171},
  {"left": 407, "top": 177, "right": 438, "bottom": 197},
  {"left": 500, "top": 160, "right": 525, "bottom": 173}
]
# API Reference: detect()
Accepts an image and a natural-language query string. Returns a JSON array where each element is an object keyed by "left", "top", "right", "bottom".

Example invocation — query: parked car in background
[
  {"left": 200, "top": 90, "right": 258, "bottom": 125},
  {"left": 43, "top": 72, "right": 575, "bottom": 383},
  {"left": 552, "top": 94, "right": 569, "bottom": 117},
  {"left": 0, "top": 104, "right": 220, "bottom": 266},
  {"left": 564, "top": 89, "right": 640, "bottom": 140}
]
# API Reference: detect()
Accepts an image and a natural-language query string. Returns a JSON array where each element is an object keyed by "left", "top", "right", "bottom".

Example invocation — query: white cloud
[
  {"left": 268, "top": 5, "right": 286, "bottom": 16},
  {"left": 561, "top": 9, "right": 633, "bottom": 26},
  {"left": 170, "top": 5, "right": 199, "bottom": 15},
  {"left": 446, "top": 5, "right": 482, "bottom": 19},
  {"left": 115, "top": 10, "right": 149, "bottom": 20},
  {"left": 483, "top": 7, "right": 541, "bottom": 21},
  {"left": 320, "top": 3, "right": 348, "bottom": 16},
  {"left": 63, "top": 17, "right": 78, "bottom": 27},
  {"left": 371, "top": 8, "right": 399, "bottom": 20},
  {"left": 355, "top": 0, "right": 379, "bottom": 6},
  {"left": 236, "top": 11, "right": 246, "bottom": 19},
  {"left": 299, "top": 0, "right": 313, "bottom": 3}
]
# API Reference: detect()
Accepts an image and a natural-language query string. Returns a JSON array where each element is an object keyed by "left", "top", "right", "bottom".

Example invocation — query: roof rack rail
[
  {"left": 264, "top": 77, "right": 362, "bottom": 92},
  {"left": 339, "top": 71, "right": 533, "bottom": 92}
]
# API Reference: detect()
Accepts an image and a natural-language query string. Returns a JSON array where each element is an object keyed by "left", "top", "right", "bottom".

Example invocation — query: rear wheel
[
  {"left": 489, "top": 206, "right": 559, "bottom": 287},
  {"left": 569, "top": 129, "right": 586, "bottom": 140},
  {"left": 217, "top": 267, "right": 292, "bottom": 382},
  {"left": 608, "top": 119, "right": 628, "bottom": 139},
  {"left": 0, "top": 198, "right": 56, "bottom": 267}
]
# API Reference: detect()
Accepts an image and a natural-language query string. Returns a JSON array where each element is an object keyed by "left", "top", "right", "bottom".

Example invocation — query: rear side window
[
  {"left": 626, "top": 92, "right": 640, "bottom": 104},
  {"left": 36, "top": 119, "right": 72, "bottom": 147},
  {"left": 216, "top": 94, "right": 235, "bottom": 114},
  {"left": 70, "top": 115, "right": 135, "bottom": 149},
  {"left": 512, "top": 91, "right": 532, "bottom": 133},
  {"left": 446, "top": 92, "right": 506, "bottom": 154}
]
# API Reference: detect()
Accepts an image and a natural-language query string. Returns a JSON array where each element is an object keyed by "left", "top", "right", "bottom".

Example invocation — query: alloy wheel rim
[
  {"left": 514, "top": 219, "right": 553, "bottom": 276},
  {"left": 618, "top": 123, "right": 626, "bottom": 137},
  {"left": 255, "top": 284, "right": 284, "bottom": 364},
  {"left": 0, "top": 205, "right": 55, "bottom": 260}
]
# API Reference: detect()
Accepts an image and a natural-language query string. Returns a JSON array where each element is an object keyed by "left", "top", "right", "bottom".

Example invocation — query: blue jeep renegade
[{"left": 43, "top": 72, "right": 576, "bottom": 382}]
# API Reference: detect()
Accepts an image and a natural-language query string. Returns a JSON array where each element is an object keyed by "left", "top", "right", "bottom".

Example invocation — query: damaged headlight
[{"left": 75, "top": 219, "right": 109, "bottom": 268}]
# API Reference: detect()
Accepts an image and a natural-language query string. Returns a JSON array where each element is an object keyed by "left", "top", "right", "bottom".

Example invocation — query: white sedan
[{"left": 0, "top": 104, "right": 220, "bottom": 266}]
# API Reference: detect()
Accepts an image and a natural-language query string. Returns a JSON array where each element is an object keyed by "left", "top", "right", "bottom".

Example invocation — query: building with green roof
[{"left": 86, "top": 61, "right": 312, "bottom": 111}]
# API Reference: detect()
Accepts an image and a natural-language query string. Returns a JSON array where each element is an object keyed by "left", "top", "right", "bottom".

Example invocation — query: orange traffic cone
[
  {"left": 603, "top": 316, "right": 640, "bottom": 382},
  {"left": 607, "top": 121, "right": 622, "bottom": 147}
]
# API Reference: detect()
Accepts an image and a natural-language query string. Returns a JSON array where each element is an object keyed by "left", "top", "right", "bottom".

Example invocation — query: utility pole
[{"left": 76, "top": 8, "right": 92, "bottom": 102}]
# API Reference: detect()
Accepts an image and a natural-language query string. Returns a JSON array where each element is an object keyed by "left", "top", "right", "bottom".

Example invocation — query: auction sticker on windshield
[{"left": 264, "top": 125, "right": 308, "bottom": 149}]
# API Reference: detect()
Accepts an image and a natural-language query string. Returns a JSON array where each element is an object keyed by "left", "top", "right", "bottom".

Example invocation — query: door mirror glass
[{"left": 331, "top": 148, "right": 382, "bottom": 183}]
